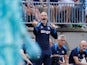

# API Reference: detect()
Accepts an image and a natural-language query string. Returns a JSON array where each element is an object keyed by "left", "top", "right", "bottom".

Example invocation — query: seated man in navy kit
[
  {"left": 32, "top": 12, "right": 57, "bottom": 65},
  {"left": 51, "top": 35, "right": 69, "bottom": 65},
  {"left": 69, "top": 40, "right": 87, "bottom": 65}
]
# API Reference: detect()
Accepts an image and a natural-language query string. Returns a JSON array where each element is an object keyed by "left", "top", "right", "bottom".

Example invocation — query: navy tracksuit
[
  {"left": 69, "top": 47, "right": 87, "bottom": 65},
  {"left": 33, "top": 22, "right": 57, "bottom": 65},
  {"left": 51, "top": 43, "right": 67, "bottom": 65}
]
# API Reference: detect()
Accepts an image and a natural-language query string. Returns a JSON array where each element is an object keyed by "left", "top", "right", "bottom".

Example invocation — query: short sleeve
[
  {"left": 63, "top": 46, "right": 68, "bottom": 55},
  {"left": 71, "top": 50, "right": 78, "bottom": 57}
]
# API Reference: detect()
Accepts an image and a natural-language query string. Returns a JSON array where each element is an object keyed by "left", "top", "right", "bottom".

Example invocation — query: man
[
  {"left": 20, "top": 43, "right": 33, "bottom": 65},
  {"left": 69, "top": 40, "right": 87, "bottom": 65},
  {"left": 51, "top": 35, "right": 68, "bottom": 65},
  {"left": 32, "top": 12, "right": 57, "bottom": 65}
]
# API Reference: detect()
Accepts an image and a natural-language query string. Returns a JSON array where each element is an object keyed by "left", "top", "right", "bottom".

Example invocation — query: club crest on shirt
[
  {"left": 41, "top": 26, "right": 43, "bottom": 29},
  {"left": 62, "top": 50, "right": 65, "bottom": 54}
]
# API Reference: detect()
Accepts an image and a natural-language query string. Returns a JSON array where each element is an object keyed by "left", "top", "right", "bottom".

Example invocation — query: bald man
[
  {"left": 69, "top": 40, "right": 87, "bottom": 65},
  {"left": 32, "top": 12, "right": 57, "bottom": 65}
]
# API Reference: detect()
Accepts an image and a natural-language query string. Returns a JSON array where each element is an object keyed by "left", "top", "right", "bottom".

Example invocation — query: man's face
[
  {"left": 80, "top": 42, "right": 87, "bottom": 51},
  {"left": 40, "top": 12, "right": 48, "bottom": 24},
  {"left": 58, "top": 37, "right": 66, "bottom": 47}
]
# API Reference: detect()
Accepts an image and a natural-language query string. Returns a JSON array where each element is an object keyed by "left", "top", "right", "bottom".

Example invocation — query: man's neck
[
  {"left": 41, "top": 21, "right": 47, "bottom": 26},
  {"left": 80, "top": 49, "right": 84, "bottom": 52},
  {"left": 58, "top": 45, "right": 62, "bottom": 49}
]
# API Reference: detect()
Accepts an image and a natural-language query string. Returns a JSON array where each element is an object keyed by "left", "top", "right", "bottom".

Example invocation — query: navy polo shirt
[
  {"left": 51, "top": 43, "right": 67, "bottom": 62},
  {"left": 69, "top": 47, "right": 87, "bottom": 64}
]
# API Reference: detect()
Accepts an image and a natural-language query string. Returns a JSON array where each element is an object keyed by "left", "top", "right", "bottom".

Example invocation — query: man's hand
[
  {"left": 50, "top": 23, "right": 58, "bottom": 29},
  {"left": 59, "top": 60, "right": 65, "bottom": 64},
  {"left": 32, "top": 20, "right": 38, "bottom": 26},
  {"left": 27, "top": 60, "right": 33, "bottom": 65}
]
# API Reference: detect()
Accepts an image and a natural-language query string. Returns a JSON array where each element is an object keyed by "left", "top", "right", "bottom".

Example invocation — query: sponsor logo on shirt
[{"left": 41, "top": 30, "right": 50, "bottom": 34}]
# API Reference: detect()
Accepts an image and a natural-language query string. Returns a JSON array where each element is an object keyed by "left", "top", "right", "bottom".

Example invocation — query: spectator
[
  {"left": 85, "top": 5, "right": 87, "bottom": 23},
  {"left": 58, "top": 0, "right": 74, "bottom": 23},
  {"left": 50, "top": 0, "right": 59, "bottom": 22},
  {"left": 20, "top": 48, "right": 33, "bottom": 65},
  {"left": 69, "top": 40, "right": 87, "bottom": 65},
  {"left": 51, "top": 35, "right": 69, "bottom": 65},
  {"left": 86, "top": 15, "right": 87, "bottom": 23},
  {"left": 20, "top": 36, "right": 41, "bottom": 65},
  {"left": 22, "top": 0, "right": 41, "bottom": 22},
  {"left": 40, "top": 3, "right": 48, "bottom": 14},
  {"left": 32, "top": 12, "right": 57, "bottom": 65},
  {"left": 73, "top": 0, "right": 85, "bottom": 23},
  {"left": 34, "top": 0, "right": 48, "bottom": 14}
]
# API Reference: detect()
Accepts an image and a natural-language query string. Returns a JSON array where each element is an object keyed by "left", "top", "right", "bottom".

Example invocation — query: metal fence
[{"left": 21, "top": 1, "right": 86, "bottom": 24}]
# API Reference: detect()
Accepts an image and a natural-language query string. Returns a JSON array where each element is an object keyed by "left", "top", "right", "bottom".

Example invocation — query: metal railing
[{"left": 21, "top": 1, "right": 86, "bottom": 24}]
